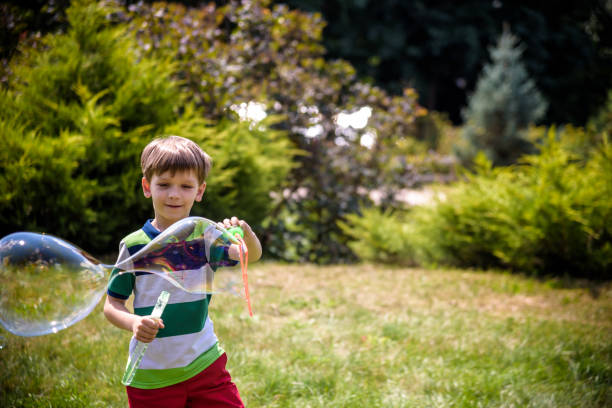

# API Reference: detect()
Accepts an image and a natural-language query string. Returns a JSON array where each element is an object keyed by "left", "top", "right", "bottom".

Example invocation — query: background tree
[
  {"left": 457, "top": 29, "right": 547, "bottom": 166},
  {"left": 3, "top": 0, "right": 611, "bottom": 266},
  {"left": 118, "top": 0, "right": 430, "bottom": 263},
  {"left": 5, "top": 1, "right": 611, "bottom": 125},
  {"left": 1, "top": 0, "right": 430, "bottom": 262},
  {"left": 276, "top": 0, "right": 612, "bottom": 126}
]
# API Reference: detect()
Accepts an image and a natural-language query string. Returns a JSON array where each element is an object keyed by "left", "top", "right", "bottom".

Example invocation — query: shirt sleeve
[{"left": 107, "top": 242, "right": 135, "bottom": 300}]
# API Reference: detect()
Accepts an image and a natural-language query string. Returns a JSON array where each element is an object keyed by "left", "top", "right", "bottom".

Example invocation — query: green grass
[{"left": 1, "top": 263, "right": 611, "bottom": 407}]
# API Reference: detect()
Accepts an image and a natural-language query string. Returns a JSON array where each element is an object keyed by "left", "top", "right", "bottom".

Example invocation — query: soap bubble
[
  {"left": 113, "top": 216, "right": 243, "bottom": 296},
  {"left": 0, "top": 232, "right": 107, "bottom": 337},
  {"left": 0, "top": 217, "right": 245, "bottom": 337}
]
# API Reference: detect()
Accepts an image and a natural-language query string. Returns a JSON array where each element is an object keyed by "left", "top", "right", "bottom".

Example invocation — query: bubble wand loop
[
  {"left": 227, "top": 226, "right": 252, "bottom": 317},
  {"left": 239, "top": 238, "right": 252, "bottom": 317}
]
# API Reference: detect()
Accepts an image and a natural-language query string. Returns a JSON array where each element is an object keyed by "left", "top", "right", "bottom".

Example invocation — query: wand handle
[{"left": 122, "top": 290, "right": 170, "bottom": 386}]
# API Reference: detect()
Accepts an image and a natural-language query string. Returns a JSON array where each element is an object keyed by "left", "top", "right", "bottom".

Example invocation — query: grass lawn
[{"left": 1, "top": 262, "right": 611, "bottom": 407}]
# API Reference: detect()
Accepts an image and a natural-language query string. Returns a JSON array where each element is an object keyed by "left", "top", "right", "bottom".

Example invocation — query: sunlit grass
[{"left": 1, "top": 263, "right": 611, "bottom": 407}]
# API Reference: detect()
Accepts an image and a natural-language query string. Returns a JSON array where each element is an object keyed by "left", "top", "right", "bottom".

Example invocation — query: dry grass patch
[{"left": 246, "top": 263, "right": 612, "bottom": 327}]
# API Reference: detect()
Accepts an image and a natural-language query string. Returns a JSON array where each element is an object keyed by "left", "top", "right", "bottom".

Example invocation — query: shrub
[
  {"left": 339, "top": 207, "right": 418, "bottom": 266},
  {"left": 0, "top": 0, "right": 170, "bottom": 250},
  {"left": 0, "top": 0, "right": 296, "bottom": 254},
  {"left": 0, "top": 118, "right": 96, "bottom": 239},
  {"left": 121, "top": 0, "right": 428, "bottom": 262},
  {"left": 344, "top": 127, "right": 612, "bottom": 278}
]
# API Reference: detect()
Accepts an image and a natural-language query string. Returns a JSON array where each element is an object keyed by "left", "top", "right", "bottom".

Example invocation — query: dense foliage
[
  {"left": 1, "top": 0, "right": 434, "bottom": 260},
  {"left": 0, "top": 0, "right": 296, "bottom": 253},
  {"left": 2, "top": 0, "right": 611, "bottom": 275},
  {"left": 5, "top": 1, "right": 612, "bottom": 126},
  {"left": 115, "top": 0, "right": 432, "bottom": 262},
  {"left": 277, "top": 0, "right": 612, "bottom": 126},
  {"left": 343, "top": 127, "right": 612, "bottom": 279}
]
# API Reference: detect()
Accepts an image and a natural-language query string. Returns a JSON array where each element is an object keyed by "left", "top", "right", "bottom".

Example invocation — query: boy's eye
[{"left": 182, "top": 185, "right": 194, "bottom": 189}]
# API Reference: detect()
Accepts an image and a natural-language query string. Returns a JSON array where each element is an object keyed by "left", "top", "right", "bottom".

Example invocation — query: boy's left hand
[
  {"left": 219, "top": 216, "right": 262, "bottom": 262},
  {"left": 219, "top": 216, "right": 253, "bottom": 237}
]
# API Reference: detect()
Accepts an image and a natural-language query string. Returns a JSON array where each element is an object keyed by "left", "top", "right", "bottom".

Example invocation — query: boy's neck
[{"left": 151, "top": 218, "right": 173, "bottom": 232}]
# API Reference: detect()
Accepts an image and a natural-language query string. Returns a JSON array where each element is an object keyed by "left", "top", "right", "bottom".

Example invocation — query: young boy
[{"left": 104, "top": 135, "right": 261, "bottom": 408}]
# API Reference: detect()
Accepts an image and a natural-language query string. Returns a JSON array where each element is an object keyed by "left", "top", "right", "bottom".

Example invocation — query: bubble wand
[{"left": 122, "top": 290, "right": 170, "bottom": 386}]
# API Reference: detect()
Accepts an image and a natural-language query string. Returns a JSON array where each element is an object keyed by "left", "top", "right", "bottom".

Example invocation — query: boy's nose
[{"left": 168, "top": 187, "right": 180, "bottom": 199}]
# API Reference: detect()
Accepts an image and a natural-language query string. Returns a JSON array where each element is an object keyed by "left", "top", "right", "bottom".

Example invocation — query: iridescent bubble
[
  {"left": 0, "top": 231, "right": 106, "bottom": 337},
  {"left": 0, "top": 217, "right": 246, "bottom": 337},
  {"left": 113, "top": 216, "right": 244, "bottom": 297}
]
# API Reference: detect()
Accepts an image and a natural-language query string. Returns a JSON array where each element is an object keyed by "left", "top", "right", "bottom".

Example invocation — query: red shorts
[{"left": 126, "top": 353, "right": 244, "bottom": 408}]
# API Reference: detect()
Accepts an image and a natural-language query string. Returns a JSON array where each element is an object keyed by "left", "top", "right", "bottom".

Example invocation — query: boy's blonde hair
[{"left": 141, "top": 135, "right": 212, "bottom": 183}]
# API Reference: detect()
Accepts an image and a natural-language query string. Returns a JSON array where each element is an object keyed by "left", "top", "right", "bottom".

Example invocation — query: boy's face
[{"left": 142, "top": 170, "right": 206, "bottom": 230}]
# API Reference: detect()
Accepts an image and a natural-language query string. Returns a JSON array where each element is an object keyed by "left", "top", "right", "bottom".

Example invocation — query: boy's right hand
[{"left": 132, "top": 316, "right": 165, "bottom": 343}]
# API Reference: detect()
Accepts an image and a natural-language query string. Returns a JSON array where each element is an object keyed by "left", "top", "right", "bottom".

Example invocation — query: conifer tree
[{"left": 458, "top": 29, "right": 547, "bottom": 166}]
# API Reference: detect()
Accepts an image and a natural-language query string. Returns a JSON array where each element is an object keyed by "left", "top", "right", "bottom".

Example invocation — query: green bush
[
  {"left": 0, "top": 0, "right": 167, "bottom": 250},
  {"left": 339, "top": 207, "right": 418, "bottom": 266},
  {"left": 122, "top": 1, "right": 429, "bottom": 263},
  {"left": 8, "top": 1, "right": 180, "bottom": 136},
  {"left": 0, "top": 0, "right": 296, "bottom": 254},
  {"left": 0, "top": 118, "right": 96, "bottom": 239},
  {"left": 344, "top": 127, "right": 612, "bottom": 278}
]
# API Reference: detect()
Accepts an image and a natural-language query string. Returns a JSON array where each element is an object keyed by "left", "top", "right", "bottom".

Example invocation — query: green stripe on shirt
[
  {"left": 134, "top": 296, "right": 212, "bottom": 338},
  {"left": 129, "top": 342, "right": 224, "bottom": 389}
]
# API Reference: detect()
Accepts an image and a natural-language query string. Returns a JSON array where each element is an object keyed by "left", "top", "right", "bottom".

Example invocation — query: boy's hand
[
  {"left": 219, "top": 216, "right": 254, "bottom": 238},
  {"left": 132, "top": 316, "right": 165, "bottom": 343},
  {"left": 219, "top": 216, "right": 262, "bottom": 262}
]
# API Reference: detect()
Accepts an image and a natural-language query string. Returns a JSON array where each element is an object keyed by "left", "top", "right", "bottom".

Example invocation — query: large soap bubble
[
  {"left": 0, "top": 217, "right": 247, "bottom": 337},
  {"left": 0, "top": 232, "right": 106, "bottom": 337}
]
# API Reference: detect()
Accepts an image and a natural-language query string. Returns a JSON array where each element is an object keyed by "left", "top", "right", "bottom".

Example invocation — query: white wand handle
[{"left": 122, "top": 290, "right": 170, "bottom": 386}]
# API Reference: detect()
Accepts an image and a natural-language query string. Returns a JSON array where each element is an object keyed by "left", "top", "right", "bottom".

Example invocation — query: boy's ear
[
  {"left": 195, "top": 182, "right": 206, "bottom": 202},
  {"left": 142, "top": 177, "right": 152, "bottom": 198}
]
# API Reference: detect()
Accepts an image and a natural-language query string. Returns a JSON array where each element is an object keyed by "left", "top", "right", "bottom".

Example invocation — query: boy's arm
[
  {"left": 103, "top": 295, "right": 164, "bottom": 343},
  {"left": 222, "top": 217, "right": 262, "bottom": 262}
]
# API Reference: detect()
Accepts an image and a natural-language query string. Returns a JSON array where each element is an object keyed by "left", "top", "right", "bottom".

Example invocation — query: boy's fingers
[
  {"left": 139, "top": 329, "right": 154, "bottom": 337},
  {"left": 142, "top": 317, "right": 163, "bottom": 330},
  {"left": 140, "top": 324, "right": 157, "bottom": 335},
  {"left": 137, "top": 333, "right": 155, "bottom": 343},
  {"left": 142, "top": 318, "right": 157, "bottom": 327},
  {"left": 221, "top": 217, "right": 246, "bottom": 230}
]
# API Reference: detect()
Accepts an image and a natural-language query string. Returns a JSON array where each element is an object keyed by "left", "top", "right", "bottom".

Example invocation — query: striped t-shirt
[{"left": 107, "top": 219, "right": 237, "bottom": 389}]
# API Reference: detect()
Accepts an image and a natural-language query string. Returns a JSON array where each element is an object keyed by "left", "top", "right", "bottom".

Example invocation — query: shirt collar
[{"left": 142, "top": 219, "right": 161, "bottom": 240}]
